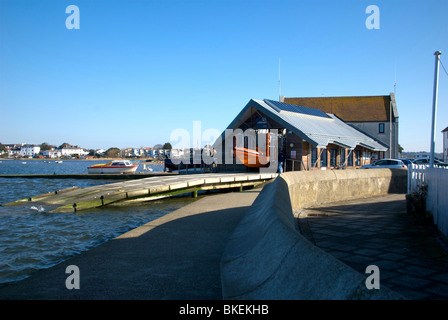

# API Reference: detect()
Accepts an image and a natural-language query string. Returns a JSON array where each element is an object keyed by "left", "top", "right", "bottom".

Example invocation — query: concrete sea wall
[{"left": 220, "top": 168, "right": 407, "bottom": 299}]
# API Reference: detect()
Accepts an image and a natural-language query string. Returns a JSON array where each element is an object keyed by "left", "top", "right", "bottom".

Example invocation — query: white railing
[
  {"left": 408, "top": 164, "right": 448, "bottom": 237},
  {"left": 425, "top": 167, "right": 448, "bottom": 237},
  {"left": 407, "top": 164, "right": 427, "bottom": 194}
]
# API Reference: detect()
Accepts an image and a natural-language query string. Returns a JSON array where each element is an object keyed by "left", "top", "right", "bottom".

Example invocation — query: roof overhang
[
  {"left": 330, "top": 140, "right": 356, "bottom": 150},
  {"left": 359, "top": 142, "right": 387, "bottom": 152}
]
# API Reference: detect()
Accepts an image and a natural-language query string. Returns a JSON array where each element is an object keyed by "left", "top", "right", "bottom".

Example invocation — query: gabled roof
[
  {"left": 442, "top": 126, "right": 448, "bottom": 133},
  {"left": 222, "top": 99, "right": 387, "bottom": 151},
  {"left": 284, "top": 94, "right": 398, "bottom": 122}
]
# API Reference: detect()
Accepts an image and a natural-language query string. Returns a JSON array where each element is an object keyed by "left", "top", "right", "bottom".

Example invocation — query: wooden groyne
[{"left": 2, "top": 173, "right": 277, "bottom": 213}]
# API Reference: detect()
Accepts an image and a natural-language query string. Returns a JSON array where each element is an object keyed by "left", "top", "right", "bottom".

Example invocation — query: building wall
[
  {"left": 60, "top": 148, "right": 88, "bottom": 156},
  {"left": 285, "top": 132, "right": 303, "bottom": 171},
  {"left": 43, "top": 150, "right": 62, "bottom": 158},
  {"left": 284, "top": 95, "right": 399, "bottom": 159},
  {"left": 286, "top": 138, "right": 375, "bottom": 171},
  {"left": 305, "top": 144, "right": 377, "bottom": 170},
  {"left": 348, "top": 121, "right": 398, "bottom": 159},
  {"left": 20, "top": 146, "right": 40, "bottom": 157}
]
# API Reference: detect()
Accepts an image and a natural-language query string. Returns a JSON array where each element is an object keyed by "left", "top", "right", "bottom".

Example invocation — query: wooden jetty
[
  {"left": 0, "top": 172, "right": 177, "bottom": 180},
  {"left": 2, "top": 173, "right": 277, "bottom": 213}
]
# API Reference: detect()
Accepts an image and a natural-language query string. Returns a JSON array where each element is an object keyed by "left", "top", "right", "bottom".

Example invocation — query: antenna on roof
[
  {"left": 394, "top": 62, "right": 397, "bottom": 96},
  {"left": 278, "top": 58, "right": 281, "bottom": 102}
]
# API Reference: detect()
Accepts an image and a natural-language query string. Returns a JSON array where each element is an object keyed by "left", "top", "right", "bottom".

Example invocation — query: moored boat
[{"left": 87, "top": 160, "right": 138, "bottom": 174}]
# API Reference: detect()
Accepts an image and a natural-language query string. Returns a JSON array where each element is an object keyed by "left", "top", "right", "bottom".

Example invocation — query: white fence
[
  {"left": 407, "top": 164, "right": 427, "bottom": 194},
  {"left": 408, "top": 164, "right": 448, "bottom": 237}
]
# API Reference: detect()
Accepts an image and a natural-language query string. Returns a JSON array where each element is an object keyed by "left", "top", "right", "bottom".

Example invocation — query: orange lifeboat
[
  {"left": 234, "top": 146, "right": 270, "bottom": 167},
  {"left": 233, "top": 132, "right": 274, "bottom": 168}
]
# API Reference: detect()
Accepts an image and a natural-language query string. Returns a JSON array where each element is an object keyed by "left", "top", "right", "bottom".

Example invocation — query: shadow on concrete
[{"left": 387, "top": 169, "right": 408, "bottom": 194}]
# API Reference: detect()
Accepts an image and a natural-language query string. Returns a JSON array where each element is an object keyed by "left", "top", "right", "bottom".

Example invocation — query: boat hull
[
  {"left": 234, "top": 147, "right": 270, "bottom": 168},
  {"left": 87, "top": 165, "right": 138, "bottom": 174}
]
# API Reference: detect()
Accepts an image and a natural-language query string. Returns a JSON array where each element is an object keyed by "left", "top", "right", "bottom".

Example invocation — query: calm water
[
  {"left": 0, "top": 160, "right": 196, "bottom": 286},
  {"left": 0, "top": 159, "right": 163, "bottom": 175}
]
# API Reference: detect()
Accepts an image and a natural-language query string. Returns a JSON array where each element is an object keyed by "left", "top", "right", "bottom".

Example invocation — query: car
[
  {"left": 399, "top": 158, "right": 412, "bottom": 167},
  {"left": 360, "top": 159, "right": 407, "bottom": 169},
  {"left": 412, "top": 158, "right": 448, "bottom": 167}
]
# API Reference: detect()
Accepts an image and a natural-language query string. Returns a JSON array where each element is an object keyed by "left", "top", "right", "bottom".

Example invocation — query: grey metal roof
[
  {"left": 264, "top": 99, "right": 329, "bottom": 119},
  {"left": 223, "top": 99, "right": 387, "bottom": 152}
]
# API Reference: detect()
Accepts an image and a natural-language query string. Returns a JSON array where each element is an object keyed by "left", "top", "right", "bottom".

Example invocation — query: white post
[
  {"left": 430, "top": 51, "right": 441, "bottom": 168},
  {"left": 390, "top": 101, "right": 392, "bottom": 158}
]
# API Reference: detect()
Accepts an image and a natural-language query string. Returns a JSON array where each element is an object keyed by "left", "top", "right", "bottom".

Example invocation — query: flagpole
[{"left": 430, "top": 51, "right": 441, "bottom": 168}]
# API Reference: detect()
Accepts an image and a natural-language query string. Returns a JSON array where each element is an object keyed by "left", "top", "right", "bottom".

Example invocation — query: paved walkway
[{"left": 297, "top": 194, "right": 448, "bottom": 300}]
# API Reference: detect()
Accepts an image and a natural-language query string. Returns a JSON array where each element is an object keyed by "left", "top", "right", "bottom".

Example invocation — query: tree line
[{"left": 0, "top": 142, "right": 173, "bottom": 159}]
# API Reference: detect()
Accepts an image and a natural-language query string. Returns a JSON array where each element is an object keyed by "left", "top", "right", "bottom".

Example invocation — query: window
[
  {"left": 379, "top": 123, "right": 385, "bottom": 133},
  {"left": 374, "top": 160, "right": 387, "bottom": 166},
  {"left": 339, "top": 149, "right": 346, "bottom": 167},
  {"left": 347, "top": 151, "right": 353, "bottom": 167},
  {"left": 330, "top": 149, "right": 337, "bottom": 167},
  {"left": 320, "top": 148, "right": 327, "bottom": 167},
  {"left": 355, "top": 150, "right": 361, "bottom": 166},
  {"left": 311, "top": 148, "right": 318, "bottom": 167}
]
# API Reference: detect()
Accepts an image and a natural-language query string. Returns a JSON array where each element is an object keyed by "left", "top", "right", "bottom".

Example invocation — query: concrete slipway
[{"left": 2, "top": 172, "right": 276, "bottom": 213}]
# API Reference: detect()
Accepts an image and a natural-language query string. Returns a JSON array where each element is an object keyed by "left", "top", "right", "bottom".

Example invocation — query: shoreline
[{"left": 0, "top": 158, "right": 164, "bottom": 165}]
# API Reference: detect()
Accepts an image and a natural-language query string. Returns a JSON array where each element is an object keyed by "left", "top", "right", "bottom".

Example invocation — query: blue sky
[{"left": 0, "top": 0, "right": 447, "bottom": 152}]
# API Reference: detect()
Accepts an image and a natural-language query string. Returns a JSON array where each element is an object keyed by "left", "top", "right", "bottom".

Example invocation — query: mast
[
  {"left": 278, "top": 58, "right": 281, "bottom": 102},
  {"left": 430, "top": 51, "right": 441, "bottom": 168}
]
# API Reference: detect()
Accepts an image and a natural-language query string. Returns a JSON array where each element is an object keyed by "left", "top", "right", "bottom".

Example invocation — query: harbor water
[{"left": 0, "top": 159, "right": 196, "bottom": 286}]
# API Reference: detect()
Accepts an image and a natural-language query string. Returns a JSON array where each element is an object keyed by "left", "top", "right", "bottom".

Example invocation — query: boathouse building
[
  {"left": 213, "top": 99, "right": 388, "bottom": 172},
  {"left": 283, "top": 94, "right": 399, "bottom": 159}
]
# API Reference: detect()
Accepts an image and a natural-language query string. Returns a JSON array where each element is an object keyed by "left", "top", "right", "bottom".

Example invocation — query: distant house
[
  {"left": 20, "top": 144, "right": 40, "bottom": 157},
  {"left": 142, "top": 147, "right": 159, "bottom": 158},
  {"left": 124, "top": 147, "right": 154, "bottom": 158},
  {"left": 95, "top": 149, "right": 106, "bottom": 156},
  {"left": 170, "top": 149, "right": 185, "bottom": 158},
  {"left": 42, "top": 149, "right": 62, "bottom": 158},
  {"left": 144, "top": 148, "right": 170, "bottom": 158},
  {"left": 283, "top": 94, "right": 398, "bottom": 158},
  {"left": 415, "top": 152, "right": 430, "bottom": 160},
  {"left": 213, "top": 99, "right": 387, "bottom": 172},
  {"left": 59, "top": 146, "right": 88, "bottom": 157},
  {"left": 443, "top": 126, "right": 448, "bottom": 162},
  {"left": 3, "top": 144, "right": 23, "bottom": 157},
  {"left": 132, "top": 148, "right": 144, "bottom": 157}
]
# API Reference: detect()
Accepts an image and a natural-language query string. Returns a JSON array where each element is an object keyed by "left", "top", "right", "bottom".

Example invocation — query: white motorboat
[{"left": 87, "top": 160, "right": 138, "bottom": 174}]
